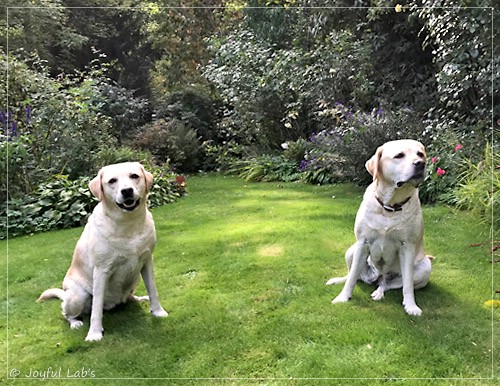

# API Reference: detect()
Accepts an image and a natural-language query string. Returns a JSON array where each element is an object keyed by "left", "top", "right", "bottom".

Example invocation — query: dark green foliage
[
  {"left": 93, "top": 146, "right": 155, "bottom": 169},
  {"left": 98, "top": 83, "right": 150, "bottom": 144},
  {"left": 419, "top": 139, "right": 467, "bottom": 205},
  {"left": 2, "top": 3, "right": 497, "bottom": 233},
  {"left": 226, "top": 155, "right": 301, "bottom": 183},
  {"left": 1, "top": 168, "right": 185, "bottom": 239},
  {"left": 0, "top": 1, "right": 88, "bottom": 71},
  {"left": 418, "top": 3, "right": 496, "bottom": 149},
  {"left": 299, "top": 107, "right": 429, "bottom": 186},
  {"left": 2, "top": 175, "right": 95, "bottom": 239},
  {"left": 155, "top": 87, "right": 219, "bottom": 143},
  {"left": 203, "top": 26, "right": 375, "bottom": 148},
  {"left": 131, "top": 118, "right": 204, "bottom": 172},
  {"left": 452, "top": 143, "right": 499, "bottom": 229}
]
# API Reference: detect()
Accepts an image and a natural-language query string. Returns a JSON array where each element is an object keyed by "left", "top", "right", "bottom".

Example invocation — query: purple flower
[
  {"left": 25, "top": 106, "right": 31, "bottom": 124},
  {"left": 299, "top": 159, "right": 310, "bottom": 171},
  {"left": 10, "top": 120, "right": 17, "bottom": 137}
]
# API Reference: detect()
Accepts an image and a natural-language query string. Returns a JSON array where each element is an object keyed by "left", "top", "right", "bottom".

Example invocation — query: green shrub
[
  {"left": 419, "top": 140, "right": 466, "bottom": 204},
  {"left": 0, "top": 52, "right": 122, "bottom": 195},
  {"left": 203, "top": 27, "right": 374, "bottom": 148},
  {"left": 155, "top": 87, "right": 219, "bottom": 143},
  {"left": 2, "top": 175, "right": 95, "bottom": 238},
  {"left": 0, "top": 134, "right": 34, "bottom": 201},
  {"left": 94, "top": 146, "right": 155, "bottom": 169},
  {"left": 452, "top": 143, "right": 499, "bottom": 229},
  {"left": 298, "top": 107, "right": 428, "bottom": 186},
  {"left": 2, "top": 167, "right": 186, "bottom": 239},
  {"left": 98, "top": 83, "right": 150, "bottom": 144},
  {"left": 282, "top": 139, "right": 307, "bottom": 164},
  {"left": 148, "top": 166, "right": 186, "bottom": 208},
  {"left": 131, "top": 118, "right": 204, "bottom": 172},
  {"left": 226, "top": 155, "right": 301, "bottom": 183}
]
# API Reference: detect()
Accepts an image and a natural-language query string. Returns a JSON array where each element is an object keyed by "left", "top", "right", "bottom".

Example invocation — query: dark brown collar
[{"left": 376, "top": 196, "right": 411, "bottom": 212}]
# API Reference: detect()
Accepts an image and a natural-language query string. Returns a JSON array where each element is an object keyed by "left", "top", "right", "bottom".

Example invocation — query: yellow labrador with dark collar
[
  {"left": 38, "top": 162, "right": 167, "bottom": 341},
  {"left": 326, "top": 140, "right": 432, "bottom": 315}
]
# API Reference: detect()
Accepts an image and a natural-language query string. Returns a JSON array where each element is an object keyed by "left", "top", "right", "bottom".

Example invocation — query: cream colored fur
[
  {"left": 38, "top": 162, "right": 167, "bottom": 341},
  {"left": 326, "top": 140, "right": 432, "bottom": 316}
]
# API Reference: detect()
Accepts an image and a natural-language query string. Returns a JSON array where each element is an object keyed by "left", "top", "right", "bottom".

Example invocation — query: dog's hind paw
[
  {"left": 132, "top": 295, "right": 150, "bottom": 302},
  {"left": 326, "top": 277, "right": 346, "bottom": 286},
  {"left": 370, "top": 288, "right": 385, "bottom": 301},
  {"left": 70, "top": 320, "right": 84, "bottom": 330}
]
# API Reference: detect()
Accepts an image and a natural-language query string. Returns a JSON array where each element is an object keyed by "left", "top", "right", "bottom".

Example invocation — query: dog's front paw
[
  {"left": 404, "top": 304, "right": 422, "bottom": 316},
  {"left": 151, "top": 307, "right": 168, "bottom": 318},
  {"left": 85, "top": 330, "right": 103, "bottom": 342},
  {"left": 332, "top": 293, "right": 351, "bottom": 304}
]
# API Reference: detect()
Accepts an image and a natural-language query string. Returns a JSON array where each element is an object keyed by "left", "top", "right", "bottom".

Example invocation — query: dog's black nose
[
  {"left": 413, "top": 160, "right": 425, "bottom": 170},
  {"left": 121, "top": 188, "right": 134, "bottom": 198}
]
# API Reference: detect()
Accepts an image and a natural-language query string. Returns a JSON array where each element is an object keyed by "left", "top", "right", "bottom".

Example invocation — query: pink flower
[
  {"left": 455, "top": 144, "right": 463, "bottom": 151},
  {"left": 436, "top": 167, "right": 446, "bottom": 177},
  {"left": 431, "top": 157, "right": 438, "bottom": 163}
]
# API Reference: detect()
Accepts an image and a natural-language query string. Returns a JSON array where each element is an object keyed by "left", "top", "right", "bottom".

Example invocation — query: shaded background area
[{"left": 1, "top": 3, "right": 497, "bottom": 238}]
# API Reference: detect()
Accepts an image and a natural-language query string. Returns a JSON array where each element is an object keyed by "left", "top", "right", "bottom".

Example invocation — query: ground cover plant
[{"left": 2, "top": 175, "right": 498, "bottom": 385}]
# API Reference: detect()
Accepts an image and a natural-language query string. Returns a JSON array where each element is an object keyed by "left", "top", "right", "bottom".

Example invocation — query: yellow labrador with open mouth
[
  {"left": 326, "top": 140, "right": 432, "bottom": 315},
  {"left": 38, "top": 162, "right": 168, "bottom": 341}
]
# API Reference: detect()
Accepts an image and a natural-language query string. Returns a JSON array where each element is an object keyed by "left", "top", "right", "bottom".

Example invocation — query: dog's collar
[{"left": 376, "top": 196, "right": 411, "bottom": 212}]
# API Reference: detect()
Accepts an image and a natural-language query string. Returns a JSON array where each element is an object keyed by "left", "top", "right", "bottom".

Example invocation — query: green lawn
[{"left": 2, "top": 174, "right": 498, "bottom": 385}]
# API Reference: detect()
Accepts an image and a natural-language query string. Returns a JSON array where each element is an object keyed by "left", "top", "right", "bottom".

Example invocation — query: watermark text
[{"left": 9, "top": 366, "right": 96, "bottom": 380}]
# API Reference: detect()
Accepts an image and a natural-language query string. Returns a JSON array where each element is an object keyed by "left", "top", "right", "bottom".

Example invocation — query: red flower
[
  {"left": 436, "top": 167, "right": 446, "bottom": 177},
  {"left": 431, "top": 157, "right": 438, "bottom": 163},
  {"left": 455, "top": 144, "right": 463, "bottom": 151}
]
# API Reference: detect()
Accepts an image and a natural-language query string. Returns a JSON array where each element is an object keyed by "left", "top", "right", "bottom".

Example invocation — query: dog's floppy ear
[
  {"left": 89, "top": 169, "right": 103, "bottom": 201},
  {"left": 141, "top": 165, "right": 153, "bottom": 192},
  {"left": 365, "top": 145, "right": 383, "bottom": 181}
]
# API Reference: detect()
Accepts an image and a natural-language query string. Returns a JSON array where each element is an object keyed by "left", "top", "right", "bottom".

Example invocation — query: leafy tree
[
  {"left": 144, "top": 0, "right": 224, "bottom": 101},
  {"left": 416, "top": 1, "right": 498, "bottom": 152},
  {"left": 62, "top": 0, "right": 157, "bottom": 96},
  {"left": 0, "top": 0, "right": 87, "bottom": 74}
]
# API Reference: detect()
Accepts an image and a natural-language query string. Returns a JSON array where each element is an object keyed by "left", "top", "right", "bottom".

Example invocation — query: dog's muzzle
[
  {"left": 117, "top": 198, "right": 140, "bottom": 211},
  {"left": 397, "top": 161, "right": 426, "bottom": 188},
  {"left": 116, "top": 187, "right": 140, "bottom": 211}
]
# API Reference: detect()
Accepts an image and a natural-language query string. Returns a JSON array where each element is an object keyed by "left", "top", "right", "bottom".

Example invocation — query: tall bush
[
  {"left": 300, "top": 107, "right": 429, "bottom": 185},
  {"left": 203, "top": 26, "right": 374, "bottom": 149},
  {"left": 417, "top": 3, "right": 497, "bottom": 153},
  {"left": 131, "top": 118, "right": 204, "bottom": 172},
  {"left": 1, "top": 52, "right": 119, "bottom": 192},
  {"left": 453, "top": 143, "right": 499, "bottom": 229}
]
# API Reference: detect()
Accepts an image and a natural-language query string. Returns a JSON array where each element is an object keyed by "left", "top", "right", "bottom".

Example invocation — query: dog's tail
[
  {"left": 37, "top": 288, "right": 65, "bottom": 303},
  {"left": 326, "top": 276, "right": 347, "bottom": 286}
]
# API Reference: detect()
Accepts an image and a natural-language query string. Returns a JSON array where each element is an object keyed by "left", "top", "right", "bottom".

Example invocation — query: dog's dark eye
[
  {"left": 417, "top": 151, "right": 425, "bottom": 158},
  {"left": 394, "top": 153, "right": 405, "bottom": 159},
  {"left": 130, "top": 173, "right": 140, "bottom": 180},
  {"left": 108, "top": 178, "right": 117, "bottom": 184}
]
